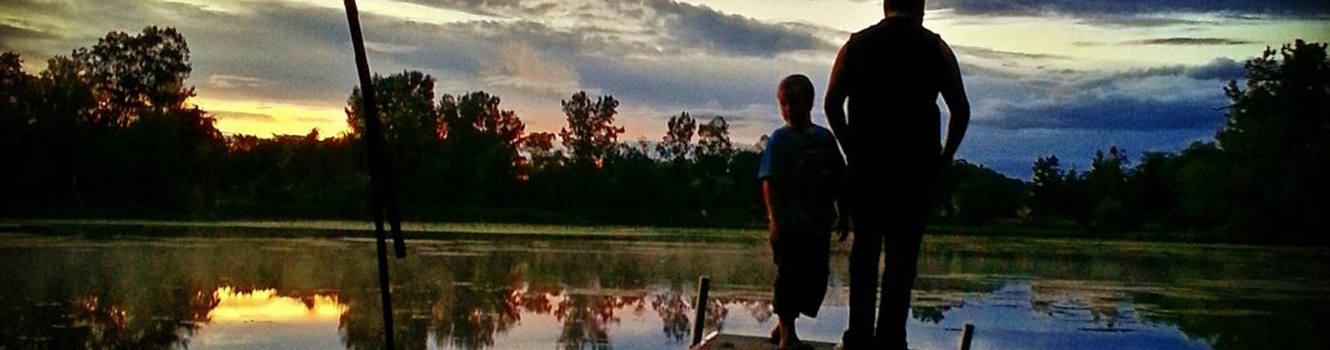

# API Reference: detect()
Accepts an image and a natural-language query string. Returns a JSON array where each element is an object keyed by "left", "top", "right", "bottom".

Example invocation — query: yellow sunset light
[{"left": 209, "top": 287, "right": 347, "bottom": 323}]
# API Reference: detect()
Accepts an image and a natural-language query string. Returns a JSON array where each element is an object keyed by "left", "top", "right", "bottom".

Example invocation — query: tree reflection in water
[{"left": 1, "top": 231, "right": 1328, "bottom": 350}]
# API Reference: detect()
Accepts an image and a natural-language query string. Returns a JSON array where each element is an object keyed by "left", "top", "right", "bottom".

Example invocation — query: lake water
[{"left": 0, "top": 223, "right": 1326, "bottom": 350}]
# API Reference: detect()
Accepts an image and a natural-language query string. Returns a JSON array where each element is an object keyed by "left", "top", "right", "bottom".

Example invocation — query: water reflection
[
  {"left": 211, "top": 287, "right": 344, "bottom": 322},
  {"left": 0, "top": 229, "right": 1327, "bottom": 350}
]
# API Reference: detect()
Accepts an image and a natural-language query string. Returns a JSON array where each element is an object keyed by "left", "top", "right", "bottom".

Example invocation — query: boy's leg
[{"left": 778, "top": 313, "right": 802, "bottom": 349}]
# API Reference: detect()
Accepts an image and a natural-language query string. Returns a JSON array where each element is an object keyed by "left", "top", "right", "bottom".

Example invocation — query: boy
[{"left": 759, "top": 74, "right": 849, "bottom": 350}]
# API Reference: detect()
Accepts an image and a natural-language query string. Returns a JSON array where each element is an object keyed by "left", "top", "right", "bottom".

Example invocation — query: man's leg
[
  {"left": 842, "top": 219, "right": 882, "bottom": 347},
  {"left": 874, "top": 172, "right": 935, "bottom": 349},
  {"left": 874, "top": 224, "right": 924, "bottom": 349}
]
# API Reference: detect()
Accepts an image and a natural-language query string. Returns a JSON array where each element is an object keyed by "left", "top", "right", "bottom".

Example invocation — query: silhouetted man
[{"left": 823, "top": 0, "right": 969, "bottom": 349}]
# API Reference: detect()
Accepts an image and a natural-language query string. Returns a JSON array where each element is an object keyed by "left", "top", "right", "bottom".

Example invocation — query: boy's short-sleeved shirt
[{"left": 760, "top": 124, "right": 845, "bottom": 232}]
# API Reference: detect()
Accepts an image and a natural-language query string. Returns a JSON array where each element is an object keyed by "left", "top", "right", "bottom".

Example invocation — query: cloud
[
  {"left": 928, "top": 0, "right": 1330, "bottom": 18},
  {"left": 981, "top": 94, "right": 1227, "bottom": 131},
  {"left": 1074, "top": 16, "right": 1213, "bottom": 27},
  {"left": 364, "top": 41, "right": 421, "bottom": 54},
  {"left": 1077, "top": 58, "right": 1246, "bottom": 87},
  {"left": 952, "top": 45, "right": 1070, "bottom": 60},
  {"left": 646, "top": 0, "right": 836, "bottom": 57},
  {"left": 0, "top": 22, "right": 57, "bottom": 40},
  {"left": 212, "top": 110, "right": 276, "bottom": 122},
  {"left": 481, "top": 39, "right": 582, "bottom": 96},
  {"left": 207, "top": 74, "right": 276, "bottom": 89},
  {"left": 1124, "top": 37, "right": 1255, "bottom": 46},
  {"left": 290, "top": 115, "right": 336, "bottom": 123},
  {"left": 1, "top": 0, "right": 1296, "bottom": 179},
  {"left": 969, "top": 59, "right": 1242, "bottom": 131}
]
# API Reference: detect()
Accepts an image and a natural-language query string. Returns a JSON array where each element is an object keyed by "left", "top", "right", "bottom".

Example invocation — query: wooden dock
[
  {"left": 689, "top": 276, "right": 977, "bottom": 350},
  {"left": 692, "top": 332, "right": 838, "bottom": 350}
]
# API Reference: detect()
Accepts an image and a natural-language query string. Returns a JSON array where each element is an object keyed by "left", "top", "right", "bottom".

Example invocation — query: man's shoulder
[
  {"left": 850, "top": 20, "right": 941, "bottom": 43},
  {"left": 851, "top": 19, "right": 888, "bottom": 37}
]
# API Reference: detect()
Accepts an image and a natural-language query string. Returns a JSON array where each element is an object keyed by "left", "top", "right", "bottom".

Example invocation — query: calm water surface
[{"left": 0, "top": 224, "right": 1326, "bottom": 350}]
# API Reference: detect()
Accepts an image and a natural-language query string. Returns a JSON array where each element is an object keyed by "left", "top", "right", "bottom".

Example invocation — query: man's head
[
  {"left": 777, "top": 74, "right": 814, "bottom": 127},
  {"left": 884, "top": 0, "right": 925, "bottom": 16}
]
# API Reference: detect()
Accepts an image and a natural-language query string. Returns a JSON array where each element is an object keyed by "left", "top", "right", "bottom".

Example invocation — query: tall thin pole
[
  {"left": 691, "top": 276, "right": 711, "bottom": 346},
  {"left": 342, "top": 1, "right": 407, "bottom": 349}
]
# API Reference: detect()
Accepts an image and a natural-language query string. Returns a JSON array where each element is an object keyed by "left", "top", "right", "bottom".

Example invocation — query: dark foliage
[{"left": 3, "top": 29, "right": 1324, "bottom": 242}]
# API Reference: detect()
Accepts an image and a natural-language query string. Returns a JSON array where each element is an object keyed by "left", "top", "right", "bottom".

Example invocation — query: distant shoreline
[{"left": 2, "top": 218, "right": 1312, "bottom": 248}]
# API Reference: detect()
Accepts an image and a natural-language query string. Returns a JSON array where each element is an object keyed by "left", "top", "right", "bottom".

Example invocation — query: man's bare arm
[
  {"left": 825, "top": 43, "right": 851, "bottom": 154},
  {"left": 938, "top": 39, "right": 970, "bottom": 163},
  {"left": 825, "top": 43, "right": 853, "bottom": 240}
]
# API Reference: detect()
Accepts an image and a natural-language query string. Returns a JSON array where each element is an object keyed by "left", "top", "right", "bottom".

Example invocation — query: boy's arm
[{"left": 763, "top": 180, "right": 779, "bottom": 232}]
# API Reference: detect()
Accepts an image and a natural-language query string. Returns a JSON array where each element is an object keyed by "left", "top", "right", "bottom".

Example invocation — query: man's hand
[
  {"left": 939, "top": 152, "right": 955, "bottom": 170},
  {"left": 837, "top": 212, "right": 851, "bottom": 242}
]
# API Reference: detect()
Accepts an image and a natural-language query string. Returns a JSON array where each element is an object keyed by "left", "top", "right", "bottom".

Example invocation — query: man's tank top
[{"left": 840, "top": 16, "right": 945, "bottom": 166}]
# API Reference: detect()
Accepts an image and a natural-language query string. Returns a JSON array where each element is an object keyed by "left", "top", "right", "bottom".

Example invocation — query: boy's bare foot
[
  {"left": 779, "top": 339, "right": 812, "bottom": 350},
  {"left": 769, "top": 324, "right": 781, "bottom": 344}
]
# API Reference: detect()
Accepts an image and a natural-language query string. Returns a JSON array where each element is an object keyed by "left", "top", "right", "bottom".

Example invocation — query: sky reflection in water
[{"left": 0, "top": 227, "right": 1325, "bottom": 350}]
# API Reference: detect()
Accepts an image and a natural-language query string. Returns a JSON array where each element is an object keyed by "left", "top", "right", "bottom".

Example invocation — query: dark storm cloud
[
  {"left": 398, "top": 0, "right": 840, "bottom": 58},
  {"left": 178, "top": 4, "right": 362, "bottom": 104},
  {"left": 1076, "top": 58, "right": 1246, "bottom": 89},
  {"left": 1074, "top": 16, "right": 1214, "bottom": 28},
  {"left": 395, "top": 0, "right": 543, "bottom": 17},
  {"left": 1125, "top": 38, "right": 1255, "bottom": 46},
  {"left": 928, "top": 0, "right": 1330, "bottom": 18},
  {"left": 981, "top": 95, "right": 1227, "bottom": 131},
  {"left": 971, "top": 59, "right": 1243, "bottom": 132},
  {"left": 952, "top": 45, "right": 1071, "bottom": 60},
  {"left": 646, "top": 0, "right": 836, "bottom": 57},
  {"left": 0, "top": 23, "right": 57, "bottom": 40}
]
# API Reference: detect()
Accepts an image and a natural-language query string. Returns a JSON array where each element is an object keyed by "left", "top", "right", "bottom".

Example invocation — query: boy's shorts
[{"left": 771, "top": 227, "right": 831, "bottom": 318}]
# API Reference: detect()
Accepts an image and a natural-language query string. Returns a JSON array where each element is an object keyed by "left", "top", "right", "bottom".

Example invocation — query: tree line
[
  {"left": 0, "top": 26, "right": 767, "bottom": 226},
  {"left": 1, "top": 27, "right": 1325, "bottom": 243},
  {"left": 957, "top": 40, "right": 1328, "bottom": 245}
]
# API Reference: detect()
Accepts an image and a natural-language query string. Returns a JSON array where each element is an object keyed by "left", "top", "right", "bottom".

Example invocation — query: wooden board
[{"left": 692, "top": 332, "right": 838, "bottom": 350}]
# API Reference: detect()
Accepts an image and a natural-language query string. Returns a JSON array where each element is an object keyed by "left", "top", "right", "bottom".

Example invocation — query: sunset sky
[{"left": 2, "top": 0, "right": 1327, "bottom": 177}]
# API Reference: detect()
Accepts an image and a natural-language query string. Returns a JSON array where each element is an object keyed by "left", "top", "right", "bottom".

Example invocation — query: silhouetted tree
[
  {"left": 1030, "top": 155, "right": 1067, "bottom": 222},
  {"left": 1164, "top": 142, "right": 1231, "bottom": 231},
  {"left": 559, "top": 91, "right": 623, "bottom": 168},
  {"left": 521, "top": 132, "right": 561, "bottom": 171},
  {"left": 1087, "top": 146, "right": 1136, "bottom": 230},
  {"left": 1218, "top": 39, "right": 1329, "bottom": 240},
  {"left": 696, "top": 116, "right": 734, "bottom": 163},
  {"left": 346, "top": 71, "right": 440, "bottom": 206},
  {"left": 75, "top": 26, "right": 194, "bottom": 128},
  {"left": 439, "top": 91, "right": 526, "bottom": 205},
  {"left": 658, "top": 112, "right": 695, "bottom": 162},
  {"left": 940, "top": 161, "right": 1027, "bottom": 225}
]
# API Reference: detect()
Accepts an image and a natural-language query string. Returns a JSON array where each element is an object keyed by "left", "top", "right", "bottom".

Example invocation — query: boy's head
[{"left": 777, "top": 74, "right": 815, "bottom": 127}]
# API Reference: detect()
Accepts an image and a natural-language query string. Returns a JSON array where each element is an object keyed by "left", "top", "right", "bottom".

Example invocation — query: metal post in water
[
  {"left": 960, "top": 323, "right": 975, "bottom": 350},
  {"left": 691, "top": 276, "right": 711, "bottom": 346},
  {"left": 342, "top": 0, "right": 407, "bottom": 348}
]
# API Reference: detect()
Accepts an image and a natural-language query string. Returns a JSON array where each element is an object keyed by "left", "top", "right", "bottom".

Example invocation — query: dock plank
[{"left": 692, "top": 333, "right": 838, "bottom": 350}]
